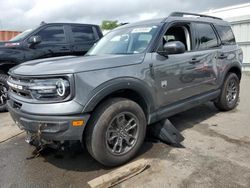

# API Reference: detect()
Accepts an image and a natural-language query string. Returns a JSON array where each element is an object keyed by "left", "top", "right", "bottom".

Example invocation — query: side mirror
[
  {"left": 28, "top": 36, "right": 42, "bottom": 45},
  {"left": 158, "top": 41, "right": 186, "bottom": 56}
]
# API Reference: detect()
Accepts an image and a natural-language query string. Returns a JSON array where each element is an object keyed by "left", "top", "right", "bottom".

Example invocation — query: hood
[{"left": 9, "top": 54, "right": 145, "bottom": 76}]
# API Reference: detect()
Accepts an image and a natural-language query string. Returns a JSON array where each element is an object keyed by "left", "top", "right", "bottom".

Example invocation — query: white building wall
[
  {"left": 231, "top": 21, "right": 250, "bottom": 66},
  {"left": 203, "top": 3, "right": 250, "bottom": 67}
]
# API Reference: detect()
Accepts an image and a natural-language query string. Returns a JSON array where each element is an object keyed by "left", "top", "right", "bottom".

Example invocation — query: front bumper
[{"left": 7, "top": 99, "right": 90, "bottom": 141}]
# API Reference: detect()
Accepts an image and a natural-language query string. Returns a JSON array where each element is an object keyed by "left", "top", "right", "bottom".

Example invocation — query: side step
[{"left": 148, "top": 119, "right": 185, "bottom": 147}]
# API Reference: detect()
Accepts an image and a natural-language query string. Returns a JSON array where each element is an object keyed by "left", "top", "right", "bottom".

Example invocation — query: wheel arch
[
  {"left": 82, "top": 78, "right": 156, "bottom": 122},
  {"left": 0, "top": 61, "right": 18, "bottom": 74},
  {"left": 227, "top": 66, "right": 242, "bottom": 81},
  {"left": 220, "top": 63, "right": 242, "bottom": 87}
]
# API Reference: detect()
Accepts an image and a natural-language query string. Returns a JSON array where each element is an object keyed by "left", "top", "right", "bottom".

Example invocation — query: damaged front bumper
[{"left": 7, "top": 99, "right": 90, "bottom": 143}]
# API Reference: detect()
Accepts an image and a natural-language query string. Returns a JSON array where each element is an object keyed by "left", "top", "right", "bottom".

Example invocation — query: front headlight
[{"left": 28, "top": 78, "right": 70, "bottom": 101}]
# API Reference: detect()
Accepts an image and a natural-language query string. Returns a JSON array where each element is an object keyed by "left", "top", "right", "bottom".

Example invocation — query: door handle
[
  {"left": 189, "top": 58, "right": 200, "bottom": 64},
  {"left": 218, "top": 54, "right": 228, "bottom": 59}
]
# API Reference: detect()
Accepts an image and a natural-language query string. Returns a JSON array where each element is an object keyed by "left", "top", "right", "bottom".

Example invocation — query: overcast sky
[{"left": 0, "top": 0, "right": 249, "bottom": 31}]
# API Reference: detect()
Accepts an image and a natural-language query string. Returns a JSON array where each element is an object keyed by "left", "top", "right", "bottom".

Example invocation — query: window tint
[
  {"left": 37, "top": 26, "right": 66, "bottom": 42},
  {"left": 214, "top": 25, "right": 236, "bottom": 45},
  {"left": 71, "top": 26, "right": 95, "bottom": 42},
  {"left": 195, "top": 23, "right": 218, "bottom": 50}
]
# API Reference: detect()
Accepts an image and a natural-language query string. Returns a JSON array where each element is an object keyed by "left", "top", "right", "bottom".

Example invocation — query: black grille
[{"left": 8, "top": 76, "right": 32, "bottom": 98}]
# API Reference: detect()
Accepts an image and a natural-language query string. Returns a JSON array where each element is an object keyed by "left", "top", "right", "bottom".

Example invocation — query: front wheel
[
  {"left": 85, "top": 98, "right": 146, "bottom": 167},
  {"left": 214, "top": 73, "right": 240, "bottom": 111},
  {"left": 0, "top": 74, "right": 8, "bottom": 112}
]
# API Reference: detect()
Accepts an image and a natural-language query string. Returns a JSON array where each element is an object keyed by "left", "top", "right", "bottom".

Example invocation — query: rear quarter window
[{"left": 214, "top": 25, "right": 236, "bottom": 45}]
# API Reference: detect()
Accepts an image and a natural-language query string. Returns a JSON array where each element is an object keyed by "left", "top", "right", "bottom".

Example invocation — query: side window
[
  {"left": 214, "top": 25, "right": 236, "bottom": 45},
  {"left": 37, "top": 26, "right": 66, "bottom": 43},
  {"left": 195, "top": 23, "right": 218, "bottom": 50},
  {"left": 162, "top": 24, "right": 192, "bottom": 51},
  {"left": 71, "top": 26, "right": 95, "bottom": 42}
]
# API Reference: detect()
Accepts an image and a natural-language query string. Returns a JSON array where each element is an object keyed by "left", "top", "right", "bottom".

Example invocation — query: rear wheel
[
  {"left": 0, "top": 74, "right": 8, "bottom": 112},
  {"left": 214, "top": 73, "right": 240, "bottom": 111},
  {"left": 85, "top": 98, "right": 146, "bottom": 167}
]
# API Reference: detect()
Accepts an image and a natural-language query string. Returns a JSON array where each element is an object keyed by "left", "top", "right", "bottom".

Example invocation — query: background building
[
  {"left": 0, "top": 30, "right": 21, "bottom": 41},
  {"left": 203, "top": 3, "right": 250, "bottom": 70}
]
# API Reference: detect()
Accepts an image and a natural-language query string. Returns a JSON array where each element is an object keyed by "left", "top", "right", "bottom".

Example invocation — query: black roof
[{"left": 40, "top": 22, "right": 100, "bottom": 27}]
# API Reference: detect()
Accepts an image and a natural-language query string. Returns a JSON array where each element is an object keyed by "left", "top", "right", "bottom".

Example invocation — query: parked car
[
  {"left": 0, "top": 22, "right": 103, "bottom": 111},
  {"left": 7, "top": 12, "right": 243, "bottom": 166}
]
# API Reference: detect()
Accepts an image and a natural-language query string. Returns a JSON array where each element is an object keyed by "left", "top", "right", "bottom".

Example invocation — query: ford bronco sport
[
  {"left": 0, "top": 23, "right": 103, "bottom": 111},
  {"left": 7, "top": 12, "right": 243, "bottom": 166}
]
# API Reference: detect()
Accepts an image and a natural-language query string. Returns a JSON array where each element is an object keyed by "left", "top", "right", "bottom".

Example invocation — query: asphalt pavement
[{"left": 0, "top": 74, "right": 250, "bottom": 188}]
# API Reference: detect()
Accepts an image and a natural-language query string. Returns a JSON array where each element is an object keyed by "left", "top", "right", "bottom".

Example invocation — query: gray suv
[{"left": 7, "top": 12, "right": 243, "bottom": 166}]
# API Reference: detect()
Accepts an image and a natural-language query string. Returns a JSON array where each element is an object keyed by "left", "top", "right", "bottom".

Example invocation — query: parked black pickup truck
[{"left": 0, "top": 22, "right": 103, "bottom": 111}]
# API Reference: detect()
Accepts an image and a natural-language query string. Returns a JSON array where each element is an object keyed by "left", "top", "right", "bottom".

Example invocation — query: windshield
[
  {"left": 87, "top": 25, "right": 159, "bottom": 55},
  {"left": 9, "top": 29, "right": 33, "bottom": 41}
]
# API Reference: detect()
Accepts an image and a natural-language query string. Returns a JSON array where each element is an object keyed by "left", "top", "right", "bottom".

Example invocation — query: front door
[
  {"left": 26, "top": 25, "right": 72, "bottom": 60},
  {"left": 152, "top": 22, "right": 219, "bottom": 108}
]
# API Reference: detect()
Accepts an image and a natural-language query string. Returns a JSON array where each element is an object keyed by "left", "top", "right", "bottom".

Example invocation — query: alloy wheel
[
  {"left": 226, "top": 78, "right": 238, "bottom": 104},
  {"left": 106, "top": 112, "right": 139, "bottom": 155}
]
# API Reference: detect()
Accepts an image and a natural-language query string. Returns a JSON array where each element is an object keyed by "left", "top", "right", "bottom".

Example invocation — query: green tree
[{"left": 101, "top": 20, "right": 119, "bottom": 30}]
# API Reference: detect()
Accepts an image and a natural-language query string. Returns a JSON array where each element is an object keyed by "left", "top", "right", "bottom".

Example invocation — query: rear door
[
  {"left": 213, "top": 24, "right": 240, "bottom": 82},
  {"left": 69, "top": 25, "right": 99, "bottom": 55},
  {"left": 152, "top": 22, "right": 208, "bottom": 108},
  {"left": 191, "top": 22, "right": 220, "bottom": 92}
]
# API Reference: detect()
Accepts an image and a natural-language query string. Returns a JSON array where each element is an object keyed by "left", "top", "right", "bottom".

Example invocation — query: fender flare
[
  {"left": 219, "top": 62, "right": 242, "bottom": 86},
  {"left": 82, "top": 77, "right": 156, "bottom": 114}
]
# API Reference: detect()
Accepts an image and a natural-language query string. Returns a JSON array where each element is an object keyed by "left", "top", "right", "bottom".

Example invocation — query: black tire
[
  {"left": 214, "top": 73, "right": 240, "bottom": 111},
  {"left": 0, "top": 74, "right": 8, "bottom": 112},
  {"left": 84, "top": 98, "right": 146, "bottom": 167}
]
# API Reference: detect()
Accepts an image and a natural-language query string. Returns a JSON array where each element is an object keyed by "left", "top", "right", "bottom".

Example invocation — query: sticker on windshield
[{"left": 131, "top": 27, "right": 153, "bottom": 33}]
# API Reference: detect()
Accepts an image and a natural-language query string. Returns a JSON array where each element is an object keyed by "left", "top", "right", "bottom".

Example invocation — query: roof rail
[{"left": 169, "top": 12, "right": 223, "bottom": 20}]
